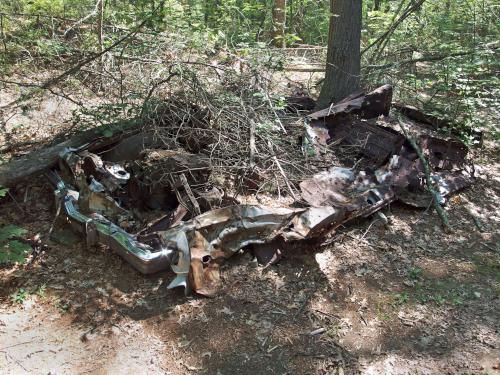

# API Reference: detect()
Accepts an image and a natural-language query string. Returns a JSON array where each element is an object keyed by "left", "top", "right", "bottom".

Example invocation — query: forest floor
[{"left": 0, "top": 80, "right": 499, "bottom": 375}]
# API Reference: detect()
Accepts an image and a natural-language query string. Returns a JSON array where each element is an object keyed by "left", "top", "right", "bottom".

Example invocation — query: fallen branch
[
  {"left": 362, "top": 0, "right": 426, "bottom": 60},
  {"left": 398, "top": 120, "right": 453, "bottom": 233},
  {"left": 0, "top": 120, "right": 141, "bottom": 187},
  {"left": 63, "top": 0, "right": 101, "bottom": 39},
  {"left": 180, "top": 173, "right": 201, "bottom": 216},
  {"left": 363, "top": 45, "right": 499, "bottom": 71},
  {"left": 284, "top": 64, "right": 325, "bottom": 72}
]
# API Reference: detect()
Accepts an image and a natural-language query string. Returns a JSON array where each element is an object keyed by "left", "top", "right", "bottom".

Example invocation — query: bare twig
[
  {"left": 63, "top": 0, "right": 101, "bottom": 38},
  {"left": 180, "top": 173, "right": 201, "bottom": 216}
]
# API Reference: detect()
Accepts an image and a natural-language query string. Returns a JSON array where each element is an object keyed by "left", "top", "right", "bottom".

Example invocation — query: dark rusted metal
[{"left": 308, "top": 84, "right": 393, "bottom": 121}]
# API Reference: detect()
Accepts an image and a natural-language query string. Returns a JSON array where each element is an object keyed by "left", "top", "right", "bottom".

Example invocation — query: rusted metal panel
[
  {"left": 420, "top": 136, "right": 468, "bottom": 170},
  {"left": 330, "top": 121, "right": 405, "bottom": 165},
  {"left": 308, "top": 84, "right": 393, "bottom": 121}
]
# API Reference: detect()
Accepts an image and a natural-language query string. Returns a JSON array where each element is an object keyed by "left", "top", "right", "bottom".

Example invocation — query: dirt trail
[{"left": 0, "top": 302, "right": 166, "bottom": 374}]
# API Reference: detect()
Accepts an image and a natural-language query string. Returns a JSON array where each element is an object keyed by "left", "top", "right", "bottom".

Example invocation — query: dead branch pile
[{"left": 123, "top": 62, "right": 326, "bottom": 199}]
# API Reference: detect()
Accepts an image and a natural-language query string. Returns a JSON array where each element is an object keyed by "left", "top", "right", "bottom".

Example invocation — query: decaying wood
[
  {"left": 284, "top": 65, "right": 325, "bottom": 72},
  {"left": 0, "top": 121, "right": 142, "bottom": 187},
  {"left": 249, "top": 120, "right": 256, "bottom": 168}
]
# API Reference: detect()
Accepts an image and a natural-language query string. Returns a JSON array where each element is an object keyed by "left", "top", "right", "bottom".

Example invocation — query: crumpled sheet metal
[
  {"left": 393, "top": 103, "right": 483, "bottom": 144},
  {"left": 392, "top": 162, "right": 475, "bottom": 207},
  {"left": 49, "top": 92, "right": 476, "bottom": 296},
  {"left": 305, "top": 120, "right": 405, "bottom": 166},
  {"left": 300, "top": 137, "right": 475, "bottom": 211},
  {"left": 299, "top": 167, "right": 396, "bottom": 214},
  {"left": 419, "top": 136, "right": 468, "bottom": 170},
  {"left": 49, "top": 161, "right": 345, "bottom": 295},
  {"left": 48, "top": 172, "right": 176, "bottom": 275},
  {"left": 305, "top": 85, "right": 399, "bottom": 165},
  {"left": 155, "top": 204, "right": 344, "bottom": 295},
  {"left": 303, "top": 86, "right": 475, "bottom": 210},
  {"left": 335, "top": 121, "right": 404, "bottom": 166}
]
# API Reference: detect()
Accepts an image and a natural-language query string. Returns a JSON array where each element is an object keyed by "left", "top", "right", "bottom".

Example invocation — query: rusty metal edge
[{"left": 47, "top": 171, "right": 176, "bottom": 275}]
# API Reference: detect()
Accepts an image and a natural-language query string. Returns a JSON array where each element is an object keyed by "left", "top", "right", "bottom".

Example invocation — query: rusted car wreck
[{"left": 45, "top": 85, "right": 475, "bottom": 296}]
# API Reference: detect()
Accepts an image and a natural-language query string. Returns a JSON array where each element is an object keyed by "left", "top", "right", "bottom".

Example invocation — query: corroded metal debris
[{"left": 47, "top": 85, "right": 476, "bottom": 296}]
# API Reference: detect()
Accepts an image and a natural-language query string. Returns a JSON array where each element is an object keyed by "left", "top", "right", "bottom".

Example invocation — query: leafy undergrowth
[{"left": 0, "top": 188, "right": 31, "bottom": 266}]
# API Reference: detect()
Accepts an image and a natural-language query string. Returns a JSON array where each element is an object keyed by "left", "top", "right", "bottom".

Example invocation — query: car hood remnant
[{"left": 48, "top": 84, "right": 475, "bottom": 296}]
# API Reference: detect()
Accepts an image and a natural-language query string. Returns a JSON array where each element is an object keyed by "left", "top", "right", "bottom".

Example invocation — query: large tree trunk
[
  {"left": 272, "top": 0, "right": 286, "bottom": 48},
  {"left": 316, "top": 0, "right": 362, "bottom": 108}
]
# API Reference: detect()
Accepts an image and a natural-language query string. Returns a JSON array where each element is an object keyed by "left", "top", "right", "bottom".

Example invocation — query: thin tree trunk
[
  {"left": 272, "top": 0, "right": 286, "bottom": 48},
  {"left": 97, "top": 0, "right": 104, "bottom": 55},
  {"left": 204, "top": 0, "right": 209, "bottom": 27},
  {"left": 0, "top": 14, "right": 7, "bottom": 53},
  {"left": 317, "top": 0, "right": 362, "bottom": 108},
  {"left": 97, "top": 0, "right": 105, "bottom": 88}
]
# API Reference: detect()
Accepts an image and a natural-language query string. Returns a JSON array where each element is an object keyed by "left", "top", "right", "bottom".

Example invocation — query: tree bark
[
  {"left": 97, "top": 0, "right": 104, "bottom": 74},
  {"left": 316, "top": 0, "right": 362, "bottom": 108},
  {"left": 97, "top": 0, "right": 104, "bottom": 54},
  {"left": 272, "top": 0, "right": 286, "bottom": 48}
]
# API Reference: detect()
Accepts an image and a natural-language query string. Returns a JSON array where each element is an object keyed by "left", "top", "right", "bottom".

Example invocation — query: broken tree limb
[
  {"left": 267, "top": 140, "right": 298, "bottom": 201},
  {"left": 398, "top": 120, "right": 453, "bottom": 233},
  {"left": 284, "top": 65, "right": 325, "bottom": 72},
  {"left": 0, "top": 120, "right": 141, "bottom": 187},
  {"left": 63, "top": 0, "right": 101, "bottom": 39},
  {"left": 180, "top": 173, "right": 201, "bottom": 216},
  {"left": 363, "top": 45, "right": 498, "bottom": 71},
  {"left": 249, "top": 120, "right": 256, "bottom": 168}
]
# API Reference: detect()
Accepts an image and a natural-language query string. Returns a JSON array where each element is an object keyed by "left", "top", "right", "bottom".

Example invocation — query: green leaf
[
  {"left": 0, "top": 187, "right": 7, "bottom": 198},
  {"left": 0, "top": 225, "right": 27, "bottom": 242},
  {"left": 0, "top": 240, "right": 31, "bottom": 264}
]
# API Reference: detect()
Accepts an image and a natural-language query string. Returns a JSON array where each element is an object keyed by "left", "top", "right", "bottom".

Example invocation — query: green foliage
[
  {"left": 0, "top": 189, "right": 31, "bottom": 265},
  {"left": 392, "top": 292, "right": 410, "bottom": 306},
  {"left": 10, "top": 288, "right": 28, "bottom": 304},
  {"left": 0, "top": 225, "right": 31, "bottom": 265},
  {"left": 0, "top": 224, "right": 27, "bottom": 242},
  {"left": 70, "top": 103, "right": 140, "bottom": 132},
  {"left": 407, "top": 267, "right": 423, "bottom": 281},
  {"left": 0, "top": 0, "right": 496, "bottom": 143},
  {"left": 361, "top": 0, "right": 498, "bottom": 143},
  {"left": 409, "top": 277, "right": 488, "bottom": 306},
  {"left": 9, "top": 284, "right": 50, "bottom": 304},
  {"left": 35, "top": 284, "right": 47, "bottom": 298}
]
